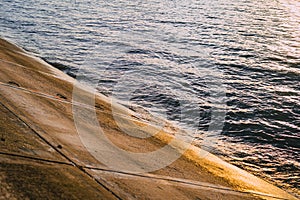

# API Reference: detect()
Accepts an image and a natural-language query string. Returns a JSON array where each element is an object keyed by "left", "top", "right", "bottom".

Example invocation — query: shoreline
[
  {"left": 28, "top": 44, "right": 300, "bottom": 199},
  {"left": 0, "top": 37, "right": 298, "bottom": 200}
]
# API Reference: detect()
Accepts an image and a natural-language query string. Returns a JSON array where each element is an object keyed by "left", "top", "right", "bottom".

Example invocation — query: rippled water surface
[{"left": 1, "top": 0, "right": 299, "bottom": 195}]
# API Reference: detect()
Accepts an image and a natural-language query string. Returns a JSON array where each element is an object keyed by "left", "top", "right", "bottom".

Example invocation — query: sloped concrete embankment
[{"left": 0, "top": 38, "right": 298, "bottom": 200}]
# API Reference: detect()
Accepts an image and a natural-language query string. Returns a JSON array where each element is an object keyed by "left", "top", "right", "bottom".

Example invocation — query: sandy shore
[{"left": 0, "top": 38, "right": 298, "bottom": 200}]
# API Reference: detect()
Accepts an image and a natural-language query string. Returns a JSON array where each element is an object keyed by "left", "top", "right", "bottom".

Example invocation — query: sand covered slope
[{"left": 0, "top": 38, "right": 298, "bottom": 200}]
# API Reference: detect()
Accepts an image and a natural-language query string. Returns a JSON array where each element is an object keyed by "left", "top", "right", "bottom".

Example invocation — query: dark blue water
[{"left": 1, "top": 0, "right": 299, "bottom": 195}]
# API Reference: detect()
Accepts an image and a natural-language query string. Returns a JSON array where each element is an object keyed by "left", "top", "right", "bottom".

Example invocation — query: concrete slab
[
  {"left": 86, "top": 168, "right": 267, "bottom": 200},
  {"left": 0, "top": 102, "right": 68, "bottom": 163},
  {"left": 0, "top": 154, "right": 118, "bottom": 200}
]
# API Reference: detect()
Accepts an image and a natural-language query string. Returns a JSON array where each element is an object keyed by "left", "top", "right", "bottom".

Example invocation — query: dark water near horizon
[{"left": 1, "top": 0, "right": 299, "bottom": 195}]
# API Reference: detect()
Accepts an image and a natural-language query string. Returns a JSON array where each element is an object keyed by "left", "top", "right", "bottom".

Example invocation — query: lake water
[{"left": 1, "top": 0, "right": 299, "bottom": 196}]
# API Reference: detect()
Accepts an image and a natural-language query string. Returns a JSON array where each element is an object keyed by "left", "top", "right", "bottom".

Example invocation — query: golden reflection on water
[{"left": 280, "top": 0, "right": 300, "bottom": 51}]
